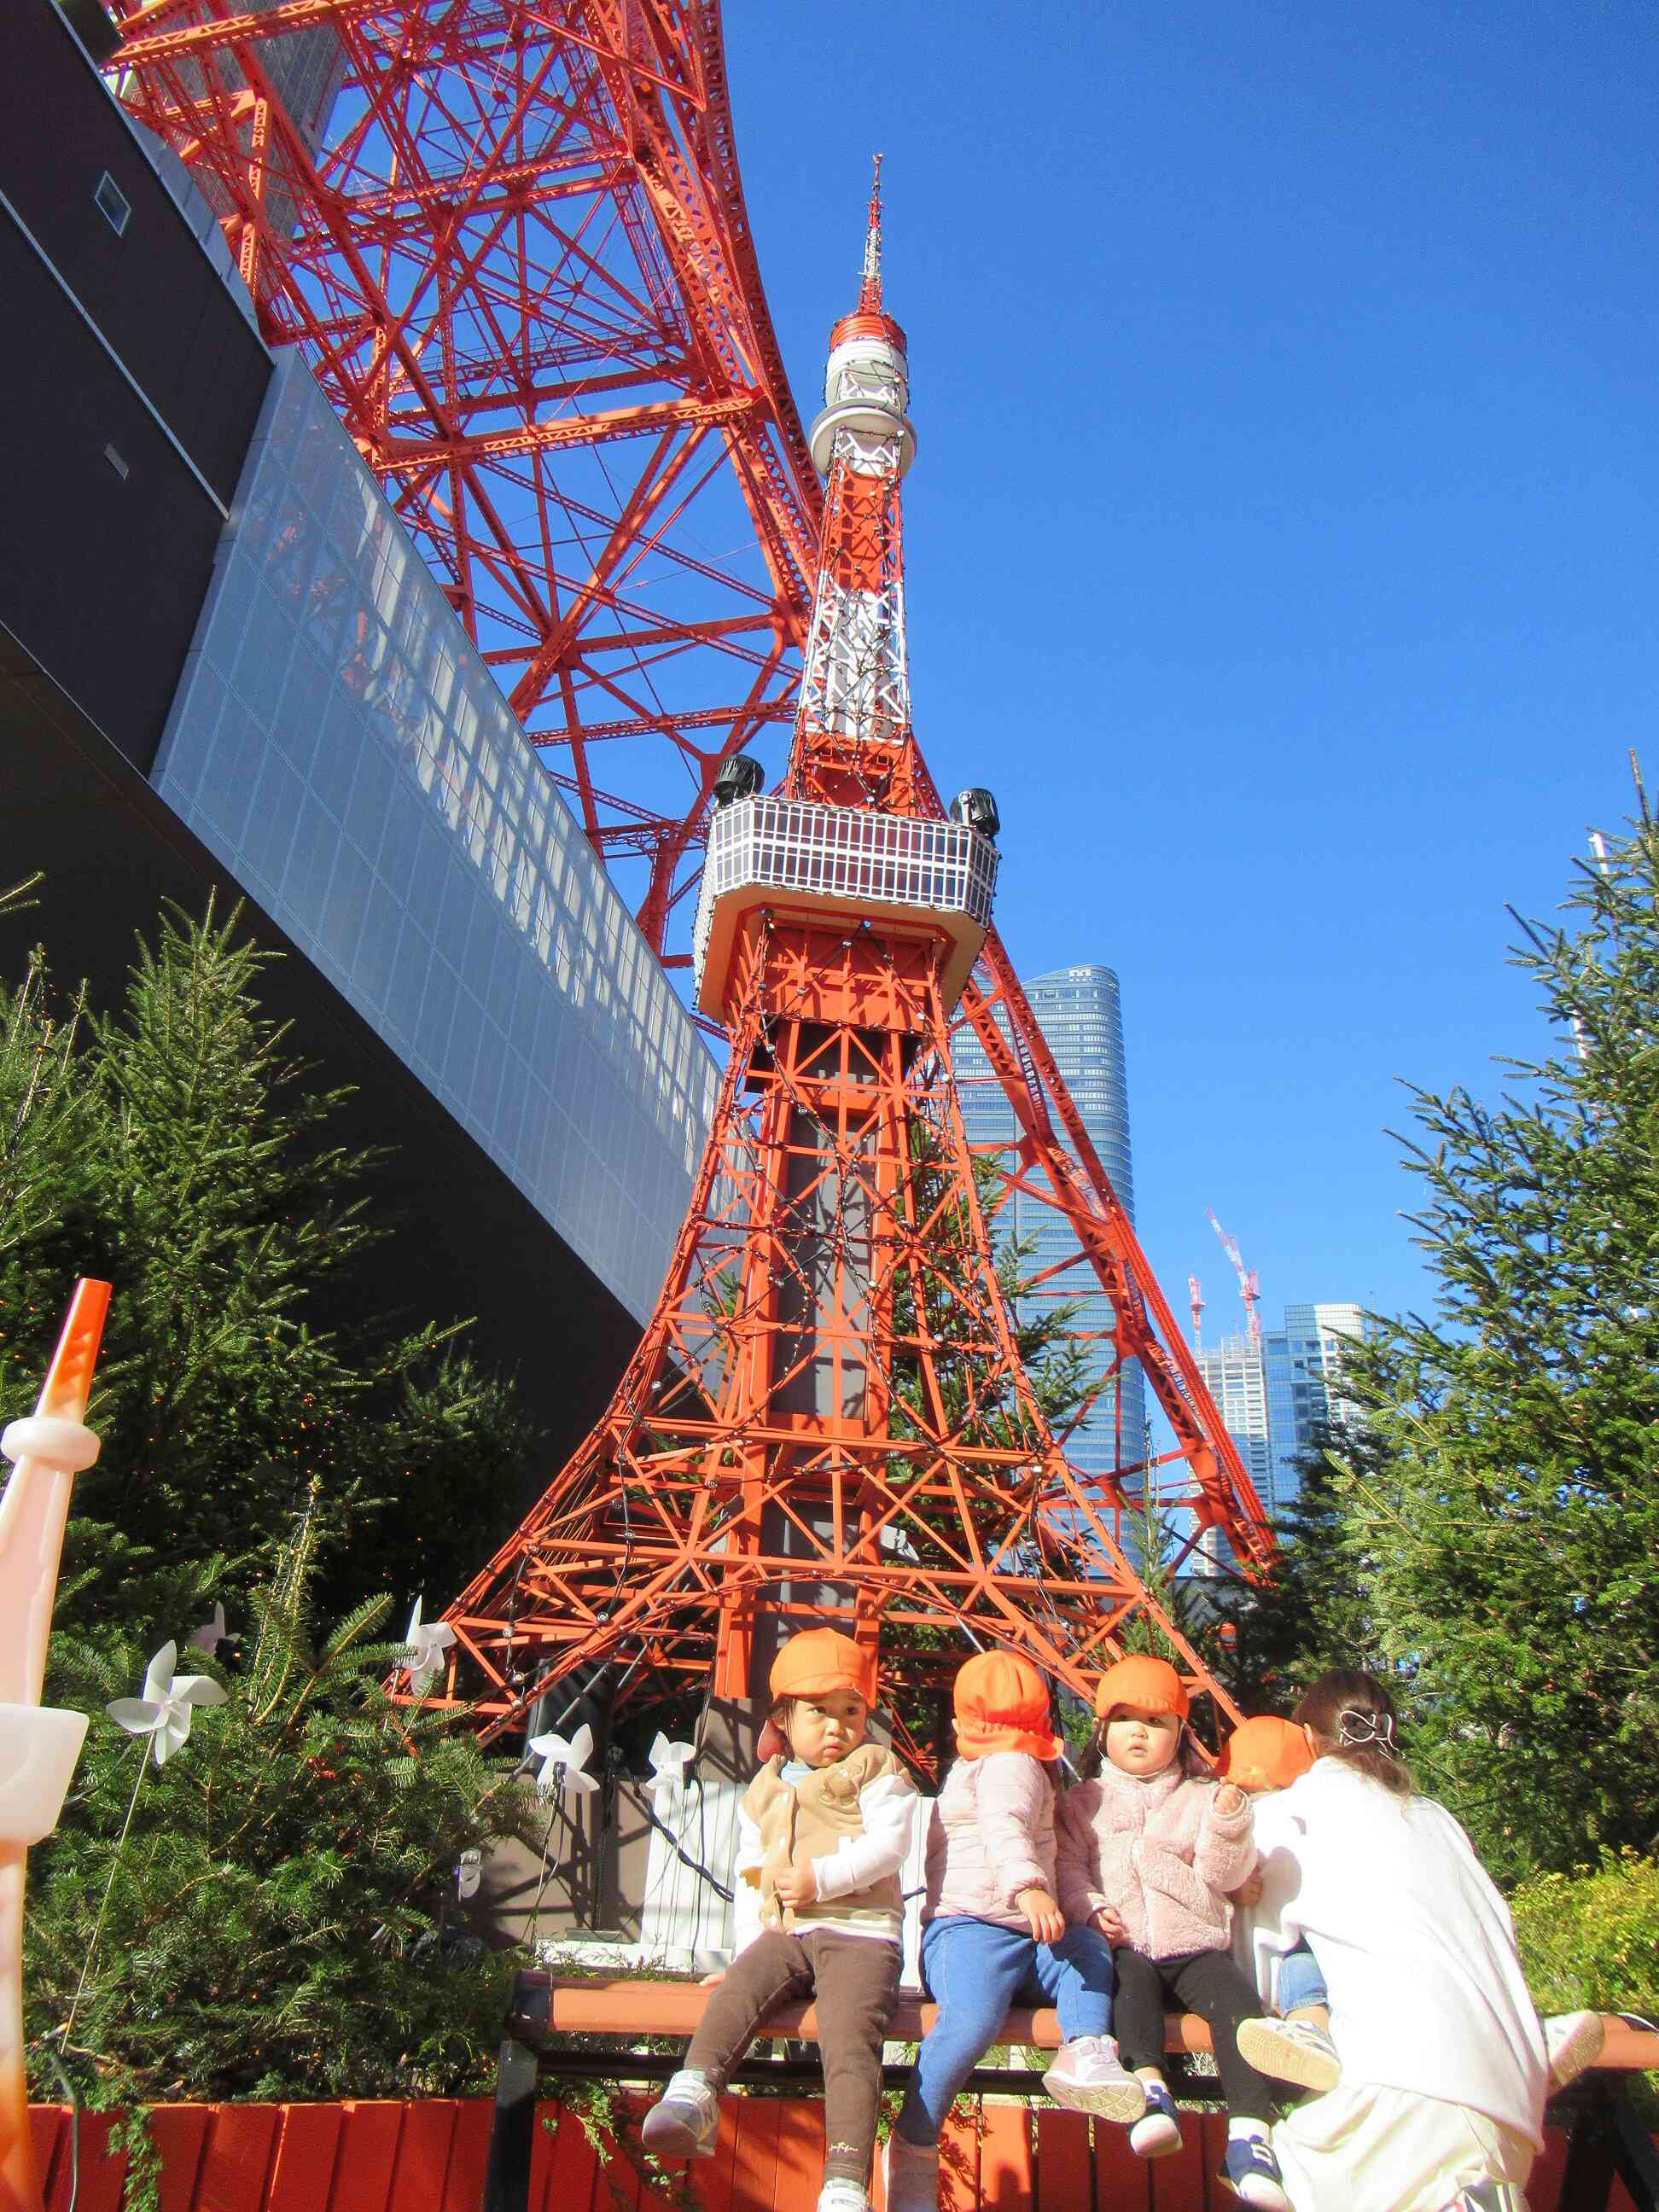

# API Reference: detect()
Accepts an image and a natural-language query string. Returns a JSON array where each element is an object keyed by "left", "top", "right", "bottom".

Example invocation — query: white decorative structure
[
  {"left": 106, "top": 1641, "right": 228, "bottom": 1767},
  {"left": 647, "top": 1733, "right": 696, "bottom": 1788},
  {"left": 526, "top": 1720, "right": 598, "bottom": 1798},
  {"left": 402, "top": 1597, "right": 457, "bottom": 1697},
  {"left": 189, "top": 1601, "right": 228, "bottom": 1654},
  {"left": 0, "top": 1280, "right": 111, "bottom": 2212}
]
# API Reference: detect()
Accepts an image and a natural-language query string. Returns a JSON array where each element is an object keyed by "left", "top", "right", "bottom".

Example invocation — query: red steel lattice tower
[
  {"left": 110, "top": 0, "right": 820, "bottom": 958},
  {"left": 427, "top": 182, "right": 1252, "bottom": 1750},
  {"left": 108, "top": 3, "right": 1273, "bottom": 1602}
]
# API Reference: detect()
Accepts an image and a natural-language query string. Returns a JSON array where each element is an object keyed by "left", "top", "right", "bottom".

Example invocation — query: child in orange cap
[
  {"left": 643, "top": 1628, "right": 916, "bottom": 2212},
  {"left": 883, "top": 1650, "right": 1138, "bottom": 2212},
  {"left": 1055, "top": 1654, "right": 1289, "bottom": 2210},
  {"left": 1217, "top": 1714, "right": 1345, "bottom": 2098}
]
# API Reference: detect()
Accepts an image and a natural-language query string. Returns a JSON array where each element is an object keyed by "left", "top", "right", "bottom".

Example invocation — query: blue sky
[{"left": 723, "top": 0, "right": 1659, "bottom": 1335}]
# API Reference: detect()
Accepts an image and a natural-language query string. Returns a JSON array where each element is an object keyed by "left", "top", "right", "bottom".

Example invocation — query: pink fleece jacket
[
  {"left": 1056, "top": 1759, "right": 1256, "bottom": 1961},
  {"left": 923, "top": 1750, "right": 1057, "bottom": 1930}
]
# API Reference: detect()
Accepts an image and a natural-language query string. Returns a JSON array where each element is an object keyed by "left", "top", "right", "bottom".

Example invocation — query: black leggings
[{"left": 1112, "top": 1946, "right": 1278, "bottom": 2122}]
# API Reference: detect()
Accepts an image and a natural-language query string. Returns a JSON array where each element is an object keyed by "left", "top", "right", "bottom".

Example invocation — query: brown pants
[{"left": 686, "top": 1928, "right": 901, "bottom": 2186}]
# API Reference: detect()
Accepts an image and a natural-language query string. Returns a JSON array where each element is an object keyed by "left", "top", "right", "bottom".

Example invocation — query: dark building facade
[{"left": 1, "top": 0, "right": 717, "bottom": 1476}]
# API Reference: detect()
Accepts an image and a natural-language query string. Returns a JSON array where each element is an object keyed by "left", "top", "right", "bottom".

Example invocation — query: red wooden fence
[{"left": 25, "top": 2098, "right": 1648, "bottom": 2211}]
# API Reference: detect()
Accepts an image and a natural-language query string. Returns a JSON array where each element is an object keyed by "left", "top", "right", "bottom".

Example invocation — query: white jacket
[{"left": 1252, "top": 1760, "right": 1547, "bottom": 2146}]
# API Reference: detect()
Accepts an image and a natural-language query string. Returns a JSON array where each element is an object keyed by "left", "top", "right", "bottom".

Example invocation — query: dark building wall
[
  {"left": 0, "top": 0, "right": 271, "bottom": 771},
  {"left": 0, "top": 622, "right": 645, "bottom": 1524}
]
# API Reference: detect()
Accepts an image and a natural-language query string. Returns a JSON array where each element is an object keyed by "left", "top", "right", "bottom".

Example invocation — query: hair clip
[{"left": 1336, "top": 1706, "right": 1395, "bottom": 1751}]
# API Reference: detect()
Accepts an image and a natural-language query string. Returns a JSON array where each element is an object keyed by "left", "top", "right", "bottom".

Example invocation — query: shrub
[{"left": 1509, "top": 1851, "right": 1659, "bottom": 2017}]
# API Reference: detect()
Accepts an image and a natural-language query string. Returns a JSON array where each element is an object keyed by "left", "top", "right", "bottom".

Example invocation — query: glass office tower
[{"left": 957, "top": 963, "right": 1146, "bottom": 1485}]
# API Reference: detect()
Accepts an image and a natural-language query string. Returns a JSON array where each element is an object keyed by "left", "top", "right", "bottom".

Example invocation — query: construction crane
[
  {"left": 1188, "top": 1274, "right": 1205, "bottom": 1349},
  {"left": 1208, "top": 1209, "right": 1262, "bottom": 1352}
]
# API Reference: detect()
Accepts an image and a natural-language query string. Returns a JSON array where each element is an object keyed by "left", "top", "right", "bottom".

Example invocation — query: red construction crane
[
  {"left": 1188, "top": 1273, "right": 1205, "bottom": 1349},
  {"left": 1208, "top": 1209, "right": 1262, "bottom": 1352}
]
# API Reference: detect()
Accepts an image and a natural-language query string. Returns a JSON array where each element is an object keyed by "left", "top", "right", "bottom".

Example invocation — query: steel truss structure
[
  {"left": 422, "top": 188, "right": 1266, "bottom": 1749},
  {"left": 112, "top": 0, "right": 818, "bottom": 955},
  {"left": 111, "top": 9, "right": 1274, "bottom": 1720}
]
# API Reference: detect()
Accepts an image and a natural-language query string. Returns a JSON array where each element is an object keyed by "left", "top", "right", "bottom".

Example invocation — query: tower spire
[
  {"left": 859, "top": 152, "right": 883, "bottom": 311},
  {"left": 794, "top": 172, "right": 918, "bottom": 811}
]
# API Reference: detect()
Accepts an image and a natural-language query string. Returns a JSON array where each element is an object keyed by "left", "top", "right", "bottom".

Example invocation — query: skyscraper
[
  {"left": 1193, "top": 1330, "right": 1274, "bottom": 1511},
  {"left": 1193, "top": 1299, "right": 1371, "bottom": 1536},
  {"left": 957, "top": 963, "right": 1146, "bottom": 1483},
  {"left": 1262, "top": 1301, "right": 1370, "bottom": 1511}
]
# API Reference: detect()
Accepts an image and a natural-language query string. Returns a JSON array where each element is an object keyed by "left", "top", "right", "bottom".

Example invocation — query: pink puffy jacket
[
  {"left": 923, "top": 1750, "right": 1057, "bottom": 1931},
  {"left": 1056, "top": 1760, "right": 1255, "bottom": 1961}
]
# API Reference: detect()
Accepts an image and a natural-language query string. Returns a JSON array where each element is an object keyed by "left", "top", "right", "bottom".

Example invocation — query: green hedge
[{"left": 1510, "top": 1851, "right": 1659, "bottom": 2017}]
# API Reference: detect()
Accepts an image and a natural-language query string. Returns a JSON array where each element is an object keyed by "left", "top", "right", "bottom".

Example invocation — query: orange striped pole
[{"left": 0, "top": 1282, "right": 112, "bottom": 2212}]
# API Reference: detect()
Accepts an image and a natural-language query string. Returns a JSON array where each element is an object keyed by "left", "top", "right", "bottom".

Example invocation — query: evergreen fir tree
[
  {"left": 26, "top": 1491, "right": 534, "bottom": 2107},
  {"left": 0, "top": 899, "right": 541, "bottom": 1624},
  {"left": 1335, "top": 783, "right": 1659, "bottom": 1878}
]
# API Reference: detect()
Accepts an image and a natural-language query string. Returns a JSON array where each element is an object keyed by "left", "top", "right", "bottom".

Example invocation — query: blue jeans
[
  {"left": 1278, "top": 1938, "right": 1328, "bottom": 2014},
  {"left": 896, "top": 1914, "right": 1116, "bottom": 2145}
]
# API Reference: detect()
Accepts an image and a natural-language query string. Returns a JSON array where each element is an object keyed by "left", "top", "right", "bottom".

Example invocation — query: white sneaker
[
  {"left": 1128, "top": 2079, "right": 1183, "bottom": 2157},
  {"left": 1237, "top": 2013, "right": 1342, "bottom": 2093},
  {"left": 641, "top": 2069, "right": 720, "bottom": 2159},
  {"left": 882, "top": 2130, "right": 940, "bottom": 2212},
  {"left": 816, "top": 2183, "right": 870, "bottom": 2212},
  {"left": 1043, "top": 2034, "right": 1148, "bottom": 2121},
  {"left": 1439, "top": 2184, "right": 1529, "bottom": 2212},
  {"left": 1543, "top": 2009, "right": 1605, "bottom": 2088}
]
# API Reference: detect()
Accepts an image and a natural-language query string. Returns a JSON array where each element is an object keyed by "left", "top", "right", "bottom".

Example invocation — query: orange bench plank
[
  {"left": 197, "top": 2104, "right": 281, "bottom": 2212},
  {"left": 28, "top": 2108, "right": 65, "bottom": 2203},
  {"left": 538, "top": 1976, "right": 1216, "bottom": 2057},
  {"left": 148, "top": 2104, "right": 211, "bottom": 2212},
  {"left": 936, "top": 2107, "right": 979, "bottom": 2212},
  {"left": 333, "top": 2100, "right": 405, "bottom": 2212},
  {"left": 979, "top": 2102, "right": 1033, "bottom": 2207},
  {"left": 730, "top": 2096, "right": 783, "bottom": 2212},
  {"left": 47, "top": 2110, "right": 125, "bottom": 2212},
  {"left": 1034, "top": 2105, "right": 1094, "bottom": 2212},
  {"left": 771, "top": 2100, "right": 826, "bottom": 2212},
  {"left": 386, "top": 2098, "right": 458, "bottom": 2212},
  {"left": 265, "top": 2102, "right": 343, "bottom": 2212}
]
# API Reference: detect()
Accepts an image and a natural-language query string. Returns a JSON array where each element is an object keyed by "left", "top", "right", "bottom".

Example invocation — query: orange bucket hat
[
  {"left": 768, "top": 1628, "right": 877, "bottom": 1708},
  {"left": 1218, "top": 1714, "right": 1312, "bottom": 1792},
  {"left": 1093, "top": 1653, "right": 1190, "bottom": 1723},
  {"left": 952, "top": 1650, "right": 1062, "bottom": 1762}
]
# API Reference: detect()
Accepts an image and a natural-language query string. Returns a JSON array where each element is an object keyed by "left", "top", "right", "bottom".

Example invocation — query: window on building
[{"left": 93, "top": 171, "right": 131, "bottom": 236}]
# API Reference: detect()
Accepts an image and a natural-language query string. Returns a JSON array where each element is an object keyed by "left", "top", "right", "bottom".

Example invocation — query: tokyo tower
[
  {"left": 428, "top": 175, "right": 1245, "bottom": 1760},
  {"left": 108, "top": 0, "right": 1274, "bottom": 1750}
]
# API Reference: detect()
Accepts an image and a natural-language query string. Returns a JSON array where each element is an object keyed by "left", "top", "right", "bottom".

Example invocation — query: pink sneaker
[{"left": 1043, "top": 2034, "right": 1147, "bottom": 2121}]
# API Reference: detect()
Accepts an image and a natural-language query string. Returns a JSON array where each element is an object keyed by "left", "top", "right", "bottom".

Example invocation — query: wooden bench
[{"left": 480, "top": 1974, "right": 1659, "bottom": 2212}]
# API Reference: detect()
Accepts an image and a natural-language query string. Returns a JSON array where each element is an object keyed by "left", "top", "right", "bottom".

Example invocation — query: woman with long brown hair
[{"left": 1250, "top": 1668, "right": 1547, "bottom": 2212}]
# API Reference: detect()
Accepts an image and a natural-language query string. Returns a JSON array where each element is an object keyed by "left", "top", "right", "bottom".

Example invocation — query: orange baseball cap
[
  {"left": 1093, "top": 1653, "right": 1190, "bottom": 1723},
  {"left": 952, "top": 1650, "right": 1062, "bottom": 1762},
  {"left": 1218, "top": 1714, "right": 1312, "bottom": 1792},
  {"left": 768, "top": 1628, "right": 876, "bottom": 1708}
]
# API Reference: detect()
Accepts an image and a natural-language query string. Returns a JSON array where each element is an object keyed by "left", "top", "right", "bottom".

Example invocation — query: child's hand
[
  {"left": 1214, "top": 1782, "right": 1247, "bottom": 1817},
  {"left": 1091, "top": 1905, "right": 1127, "bottom": 1941},
  {"left": 772, "top": 1863, "right": 818, "bottom": 1909},
  {"left": 700, "top": 1970, "right": 727, "bottom": 1987},
  {"left": 1017, "top": 1887, "right": 1065, "bottom": 1943},
  {"left": 1230, "top": 1870, "right": 1264, "bottom": 1907}
]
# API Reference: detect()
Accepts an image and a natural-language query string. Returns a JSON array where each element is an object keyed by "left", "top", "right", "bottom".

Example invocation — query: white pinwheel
[
  {"left": 189, "top": 1601, "right": 228, "bottom": 1655},
  {"left": 106, "top": 1641, "right": 228, "bottom": 1767},
  {"left": 526, "top": 1721, "right": 598, "bottom": 1797},
  {"left": 403, "top": 1598, "right": 456, "bottom": 1695},
  {"left": 648, "top": 1733, "right": 696, "bottom": 1788}
]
